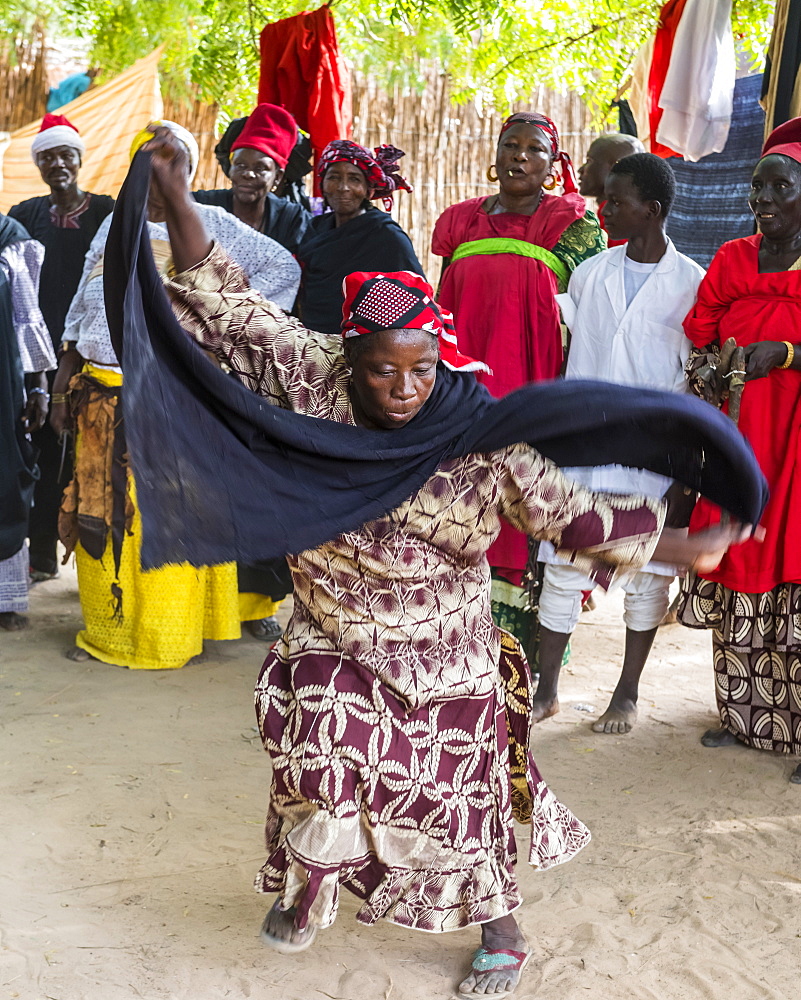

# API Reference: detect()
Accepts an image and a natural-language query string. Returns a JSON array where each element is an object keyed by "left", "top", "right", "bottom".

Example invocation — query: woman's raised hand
[
  {"left": 141, "top": 126, "right": 191, "bottom": 202},
  {"left": 654, "top": 522, "right": 764, "bottom": 573},
  {"left": 690, "top": 522, "right": 763, "bottom": 574}
]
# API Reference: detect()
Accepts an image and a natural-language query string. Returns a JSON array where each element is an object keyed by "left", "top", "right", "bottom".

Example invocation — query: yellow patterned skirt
[{"left": 72, "top": 366, "right": 275, "bottom": 669}]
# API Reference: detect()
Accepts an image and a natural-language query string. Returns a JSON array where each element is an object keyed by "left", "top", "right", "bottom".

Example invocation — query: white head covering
[
  {"left": 129, "top": 119, "right": 200, "bottom": 182},
  {"left": 30, "top": 114, "right": 86, "bottom": 161}
]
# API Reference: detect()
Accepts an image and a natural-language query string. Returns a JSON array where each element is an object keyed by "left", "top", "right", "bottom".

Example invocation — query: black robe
[
  {"left": 0, "top": 215, "right": 39, "bottom": 561},
  {"left": 8, "top": 193, "right": 114, "bottom": 348},
  {"left": 296, "top": 208, "right": 425, "bottom": 334},
  {"left": 7, "top": 193, "right": 113, "bottom": 575},
  {"left": 192, "top": 188, "right": 311, "bottom": 256}
]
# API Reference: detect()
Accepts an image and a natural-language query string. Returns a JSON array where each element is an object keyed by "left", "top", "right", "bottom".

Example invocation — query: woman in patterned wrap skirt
[
  {"left": 679, "top": 118, "right": 801, "bottom": 785},
  {"left": 145, "top": 127, "right": 750, "bottom": 999}
]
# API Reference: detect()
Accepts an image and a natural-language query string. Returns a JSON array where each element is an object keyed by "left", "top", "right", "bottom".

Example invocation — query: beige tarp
[{"left": 0, "top": 48, "right": 163, "bottom": 212}]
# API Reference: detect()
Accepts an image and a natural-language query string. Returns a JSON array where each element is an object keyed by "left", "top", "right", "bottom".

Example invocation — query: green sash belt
[{"left": 450, "top": 237, "right": 569, "bottom": 289}]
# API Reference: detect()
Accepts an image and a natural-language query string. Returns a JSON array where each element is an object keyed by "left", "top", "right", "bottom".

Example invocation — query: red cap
[
  {"left": 230, "top": 104, "right": 297, "bottom": 169},
  {"left": 38, "top": 113, "right": 80, "bottom": 134},
  {"left": 761, "top": 117, "right": 801, "bottom": 165}
]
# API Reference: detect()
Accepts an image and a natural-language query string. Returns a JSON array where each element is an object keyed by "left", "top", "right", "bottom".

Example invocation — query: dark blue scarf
[{"left": 104, "top": 152, "right": 768, "bottom": 571}]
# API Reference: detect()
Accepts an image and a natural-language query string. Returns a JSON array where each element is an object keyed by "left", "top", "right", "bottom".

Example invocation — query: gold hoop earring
[
  {"left": 486, "top": 164, "right": 499, "bottom": 183},
  {"left": 542, "top": 173, "right": 558, "bottom": 191}
]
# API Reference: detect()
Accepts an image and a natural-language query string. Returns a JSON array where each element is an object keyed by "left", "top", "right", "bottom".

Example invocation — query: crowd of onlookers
[
  {"left": 4, "top": 93, "right": 801, "bottom": 1000},
  {"left": 2, "top": 103, "right": 801, "bottom": 790}
]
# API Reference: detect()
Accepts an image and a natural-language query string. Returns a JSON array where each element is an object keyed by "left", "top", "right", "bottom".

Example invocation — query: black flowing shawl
[
  {"left": 104, "top": 153, "right": 768, "bottom": 573},
  {"left": 0, "top": 214, "right": 39, "bottom": 561},
  {"left": 296, "top": 207, "right": 426, "bottom": 334}
]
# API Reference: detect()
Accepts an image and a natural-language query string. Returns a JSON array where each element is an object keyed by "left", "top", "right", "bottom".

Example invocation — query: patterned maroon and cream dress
[{"left": 165, "top": 244, "right": 667, "bottom": 934}]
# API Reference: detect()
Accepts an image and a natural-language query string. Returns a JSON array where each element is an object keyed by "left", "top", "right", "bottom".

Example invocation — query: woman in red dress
[
  {"left": 432, "top": 112, "right": 606, "bottom": 655},
  {"left": 679, "top": 118, "right": 801, "bottom": 784}
]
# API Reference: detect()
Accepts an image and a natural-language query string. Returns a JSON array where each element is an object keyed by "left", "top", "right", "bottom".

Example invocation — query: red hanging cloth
[
  {"left": 258, "top": 5, "right": 352, "bottom": 193},
  {"left": 647, "top": 0, "right": 688, "bottom": 158}
]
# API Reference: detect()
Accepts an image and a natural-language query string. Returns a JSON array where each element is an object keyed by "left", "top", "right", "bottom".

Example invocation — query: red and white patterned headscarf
[
  {"left": 318, "top": 139, "right": 413, "bottom": 210},
  {"left": 499, "top": 111, "right": 578, "bottom": 194},
  {"left": 341, "top": 270, "right": 490, "bottom": 374}
]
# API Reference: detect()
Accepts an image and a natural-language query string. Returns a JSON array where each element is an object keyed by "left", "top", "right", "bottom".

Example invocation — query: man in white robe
[{"left": 533, "top": 153, "right": 705, "bottom": 735}]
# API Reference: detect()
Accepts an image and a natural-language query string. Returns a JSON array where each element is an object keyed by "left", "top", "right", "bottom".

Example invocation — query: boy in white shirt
[{"left": 534, "top": 153, "right": 705, "bottom": 735}]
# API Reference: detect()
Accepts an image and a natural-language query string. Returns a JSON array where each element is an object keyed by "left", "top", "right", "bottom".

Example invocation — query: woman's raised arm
[{"left": 144, "top": 128, "right": 213, "bottom": 271}]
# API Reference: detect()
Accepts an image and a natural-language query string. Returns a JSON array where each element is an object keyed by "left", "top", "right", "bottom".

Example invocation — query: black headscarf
[{"left": 104, "top": 152, "right": 768, "bottom": 571}]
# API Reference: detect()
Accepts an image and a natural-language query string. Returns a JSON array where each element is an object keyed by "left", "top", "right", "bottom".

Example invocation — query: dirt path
[{"left": 2, "top": 567, "right": 799, "bottom": 1000}]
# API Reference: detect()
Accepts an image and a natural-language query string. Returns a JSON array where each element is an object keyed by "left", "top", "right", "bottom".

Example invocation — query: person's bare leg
[
  {"left": 531, "top": 627, "right": 570, "bottom": 723},
  {"left": 459, "top": 914, "right": 529, "bottom": 996},
  {"left": 260, "top": 899, "right": 316, "bottom": 952},
  {"left": 592, "top": 626, "right": 657, "bottom": 734}
]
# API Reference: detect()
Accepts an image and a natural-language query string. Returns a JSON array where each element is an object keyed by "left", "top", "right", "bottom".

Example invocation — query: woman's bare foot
[
  {"left": 259, "top": 900, "right": 316, "bottom": 954},
  {"left": 700, "top": 727, "right": 740, "bottom": 748},
  {"left": 459, "top": 915, "right": 530, "bottom": 997},
  {"left": 592, "top": 697, "right": 638, "bottom": 734},
  {"left": 0, "top": 611, "right": 28, "bottom": 631},
  {"left": 790, "top": 763, "right": 801, "bottom": 785},
  {"left": 530, "top": 696, "right": 559, "bottom": 724},
  {"left": 65, "top": 646, "right": 92, "bottom": 662}
]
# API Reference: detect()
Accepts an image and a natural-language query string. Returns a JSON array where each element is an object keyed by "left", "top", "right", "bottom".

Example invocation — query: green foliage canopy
[{"left": 4, "top": 0, "right": 775, "bottom": 122}]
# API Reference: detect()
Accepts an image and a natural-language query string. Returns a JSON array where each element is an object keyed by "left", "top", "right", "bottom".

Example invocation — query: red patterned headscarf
[
  {"left": 318, "top": 139, "right": 413, "bottom": 210},
  {"left": 499, "top": 111, "right": 578, "bottom": 194},
  {"left": 341, "top": 270, "right": 490, "bottom": 374}
]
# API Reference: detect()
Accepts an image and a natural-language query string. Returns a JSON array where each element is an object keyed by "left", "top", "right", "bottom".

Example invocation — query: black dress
[
  {"left": 192, "top": 189, "right": 311, "bottom": 255},
  {"left": 296, "top": 208, "right": 425, "bottom": 334},
  {"left": 7, "top": 193, "right": 114, "bottom": 576},
  {"left": 0, "top": 214, "right": 39, "bottom": 564}
]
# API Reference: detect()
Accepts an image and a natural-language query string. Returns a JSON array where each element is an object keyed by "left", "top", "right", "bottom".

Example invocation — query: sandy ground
[{"left": 2, "top": 565, "right": 800, "bottom": 1000}]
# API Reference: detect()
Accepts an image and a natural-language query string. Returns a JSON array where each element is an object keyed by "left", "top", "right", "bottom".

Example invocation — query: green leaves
[{"left": 2, "top": 0, "right": 774, "bottom": 123}]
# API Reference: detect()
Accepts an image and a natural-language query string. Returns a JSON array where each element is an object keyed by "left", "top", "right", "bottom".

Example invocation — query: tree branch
[{"left": 489, "top": 4, "right": 656, "bottom": 81}]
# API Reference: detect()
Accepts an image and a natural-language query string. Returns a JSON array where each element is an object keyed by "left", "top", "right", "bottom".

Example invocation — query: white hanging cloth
[{"left": 655, "top": 0, "right": 736, "bottom": 161}]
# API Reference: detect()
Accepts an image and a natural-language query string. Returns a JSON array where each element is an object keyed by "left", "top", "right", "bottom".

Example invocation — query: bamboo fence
[
  {"left": 162, "top": 95, "right": 221, "bottom": 191},
  {"left": 156, "top": 71, "right": 597, "bottom": 277},
  {"left": 1, "top": 41, "right": 598, "bottom": 276},
  {"left": 350, "top": 69, "right": 596, "bottom": 276},
  {"left": 0, "top": 22, "right": 48, "bottom": 133}
]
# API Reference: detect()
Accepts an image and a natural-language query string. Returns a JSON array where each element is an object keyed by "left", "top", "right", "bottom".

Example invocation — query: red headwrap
[
  {"left": 341, "top": 271, "right": 490, "bottom": 374},
  {"left": 761, "top": 116, "right": 801, "bottom": 166},
  {"left": 499, "top": 111, "right": 578, "bottom": 194},
  {"left": 318, "top": 139, "right": 413, "bottom": 210},
  {"left": 230, "top": 103, "right": 297, "bottom": 169}
]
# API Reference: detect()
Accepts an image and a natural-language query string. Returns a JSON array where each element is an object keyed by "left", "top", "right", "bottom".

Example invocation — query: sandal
[
  {"left": 259, "top": 908, "right": 317, "bottom": 955},
  {"left": 458, "top": 945, "right": 532, "bottom": 999},
  {"left": 246, "top": 616, "right": 283, "bottom": 642},
  {"left": 700, "top": 727, "right": 740, "bottom": 748}
]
